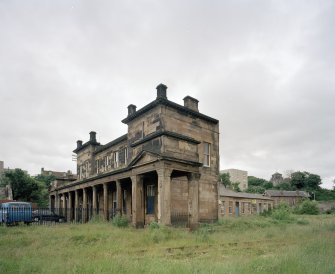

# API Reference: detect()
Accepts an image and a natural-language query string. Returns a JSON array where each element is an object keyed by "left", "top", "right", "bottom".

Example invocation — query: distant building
[
  {"left": 41, "top": 168, "right": 77, "bottom": 192},
  {"left": 218, "top": 184, "right": 273, "bottom": 217},
  {"left": 264, "top": 190, "right": 310, "bottom": 207},
  {"left": 270, "top": 172, "right": 284, "bottom": 186},
  {"left": 221, "top": 169, "right": 248, "bottom": 191},
  {"left": 41, "top": 167, "right": 77, "bottom": 180}
]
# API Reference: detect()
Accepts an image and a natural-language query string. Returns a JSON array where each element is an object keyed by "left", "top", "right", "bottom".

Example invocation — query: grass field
[{"left": 0, "top": 215, "right": 335, "bottom": 274}]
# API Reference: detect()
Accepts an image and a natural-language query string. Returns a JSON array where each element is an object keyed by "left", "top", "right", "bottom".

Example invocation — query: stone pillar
[
  {"left": 116, "top": 180, "right": 122, "bottom": 215},
  {"left": 187, "top": 173, "right": 200, "bottom": 230},
  {"left": 68, "top": 192, "right": 73, "bottom": 222},
  {"left": 157, "top": 169, "right": 172, "bottom": 225},
  {"left": 92, "top": 185, "right": 97, "bottom": 216},
  {"left": 103, "top": 183, "right": 109, "bottom": 220},
  {"left": 62, "top": 193, "right": 67, "bottom": 218},
  {"left": 83, "top": 188, "right": 88, "bottom": 222},
  {"left": 74, "top": 190, "right": 79, "bottom": 222},
  {"left": 56, "top": 194, "right": 60, "bottom": 214},
  {"left": 131, "top": 175, "right": 144, "bottom": 228}
]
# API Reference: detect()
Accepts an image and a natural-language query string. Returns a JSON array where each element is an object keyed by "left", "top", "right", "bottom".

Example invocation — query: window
[
  {"left": 104, "top": 156, "right": 109, "bottom": 171},
  {"left": 85, "top": 162, "right": 89, "bottom": 178},
  {"left": 203, "top": 142, "right": 211, "bottom": 167},
  {"left": 114, "top": 151, "right": 119, "bottom": 168},
  {"left": 95, "top": 160, "right": 99, "bottom": 174},
  {"left": 229, "top": 201, "right": 233, "bottom": 214},
  {"left": 146, "top": 185, "right": 155, "bottom": 214},
  {"left": 124, "top": 147, "right": 128, "bottom": 163}
]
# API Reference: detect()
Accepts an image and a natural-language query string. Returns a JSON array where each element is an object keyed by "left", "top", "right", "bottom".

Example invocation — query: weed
[{"left": 111, "top": 214, "right": 129, "bottom": 228}]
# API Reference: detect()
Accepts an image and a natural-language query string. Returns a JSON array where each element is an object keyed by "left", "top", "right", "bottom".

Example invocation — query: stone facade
[
  {"left": 218, "top": 184, "right": 273, "bottom": 218},
  {"left": 221, "top": 169, "right": 248, "bottom": 191},
  {"left": 49, "top": 84, "right": 220, "bottom": 228}
]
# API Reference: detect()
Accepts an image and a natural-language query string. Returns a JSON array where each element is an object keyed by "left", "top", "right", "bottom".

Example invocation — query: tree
[
  {"left": 304, "top": 173, "right": 321, "bottom": 191},
  {"left": 290, "top": 171, "right": 306, "bottom": 189},
  {"left": 34, "top": 174, "right": 56, "bottom": 188},
  {"left": 246, "top": 176, "right": 272, "bottom": 193},
  {"left": 246, "top": 185, "right": 265, "bottom": 194},
  {"left": 0, "top": 169, "right": 48, "bottom": 206},
  {"left": 219, "top": 173, "right": 231, "bottom": 188}
]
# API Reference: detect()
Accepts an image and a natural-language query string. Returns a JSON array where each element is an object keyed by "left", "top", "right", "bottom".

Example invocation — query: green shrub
[
  {"left": 271, "top": 202, "right": 295, "bottom": 221},
  {"left": 148, "top": 221, "right": 160, "bottom": 230},
  {"left": 295, "top": 200, "right": 319, "bottom": 215},
  {"left": 111, "top": 214, "right": 129, "bottom": 227}
]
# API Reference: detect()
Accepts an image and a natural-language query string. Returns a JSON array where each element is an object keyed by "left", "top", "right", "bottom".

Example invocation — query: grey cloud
[{"left": 0, "top": 0, "right": 334, "bottom": 188}]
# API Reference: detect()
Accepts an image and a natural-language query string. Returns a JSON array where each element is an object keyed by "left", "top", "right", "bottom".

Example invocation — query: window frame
[{"left": 203, "top": 142, "right": 211, "bottom": 167}]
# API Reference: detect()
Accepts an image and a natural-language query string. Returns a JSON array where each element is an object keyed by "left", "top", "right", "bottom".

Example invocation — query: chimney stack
[
  {"left": 89, "top": 131, "right": 97, "bottom": 142},
  {"left": 156, "top": 83, "right": 167, "bottom": 99},
  {"left": 127, "top": 104, "right": 137, "bottom": 116},
  {"left": 77, "top": 140, "right": 83, "bottom": 148},
  {"left": 183, "top": 96, "right": 199, "bottom": 112}
]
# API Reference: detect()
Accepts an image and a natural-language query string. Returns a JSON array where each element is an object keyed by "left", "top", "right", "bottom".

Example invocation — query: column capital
[{"left": 156, "top": 168, "right": 172, "bottom": 179}]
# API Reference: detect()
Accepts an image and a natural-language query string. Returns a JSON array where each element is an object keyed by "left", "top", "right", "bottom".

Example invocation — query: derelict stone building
[{"left": 49, "top": 84, "right": 219, "bottom": 228}]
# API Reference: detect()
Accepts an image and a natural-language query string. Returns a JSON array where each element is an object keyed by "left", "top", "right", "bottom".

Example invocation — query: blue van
[{"left": 0, "top": 202, "right": 32, "bottom": 225}]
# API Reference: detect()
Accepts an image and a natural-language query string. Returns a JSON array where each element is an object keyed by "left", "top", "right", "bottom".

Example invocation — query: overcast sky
[{"left": 0, "top": 0, "right": 334, "bottom": 188}]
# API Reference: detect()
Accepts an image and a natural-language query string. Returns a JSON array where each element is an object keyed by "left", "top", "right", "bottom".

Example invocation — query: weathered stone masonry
[{"left": 49, "top": 84, "right": 220, "bottom": 228}]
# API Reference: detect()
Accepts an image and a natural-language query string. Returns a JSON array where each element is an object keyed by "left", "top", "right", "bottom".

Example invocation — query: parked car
[
  {"left": 0, "top": 202, "right": 32, "bottom": 225},
  {"left": 32, "top": 209, "right": 66, "bottom": 223}
]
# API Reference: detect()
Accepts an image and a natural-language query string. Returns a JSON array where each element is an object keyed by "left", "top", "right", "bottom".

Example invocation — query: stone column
[
  {"left": 131, "top": 175, "right": 144, "bottom": 228},
  {"left": 56, "top": 194, "right": 60, "bottom": 214},
  {"left": 62, "top": 193, "right": 67, "bottom": 218},
  {"left": 83, "top": 188, "right": 88, "bottom": 222},
  {"left": 157, "top": 168, "right": 172, "bottom": 225},
  {"left": 92, "top": 185, "right": 97, "bottom": 216},
  {"left": 187, "top": 173, "right": 200, "bottom": 230},
  {"left": 116, "top": 180, "right": 122, "bottom": 215},
  {"left": 74, "top": 190, "right": 79, "bottom": 222},
  {"left": 103, "top": 183, "right": 109, "bottom": 220},
  {"left": 68, "top": 192, "right": 73, "bottom": 222}
]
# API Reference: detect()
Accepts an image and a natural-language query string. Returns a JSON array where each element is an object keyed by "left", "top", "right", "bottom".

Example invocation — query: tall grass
[{"left": 0, "top": 215, "right": 334, "bottom": 273}]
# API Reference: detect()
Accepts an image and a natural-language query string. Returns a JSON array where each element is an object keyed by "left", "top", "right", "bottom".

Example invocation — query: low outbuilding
[{"left": 218, "top": 185, "right": 273, "bottom": 218}]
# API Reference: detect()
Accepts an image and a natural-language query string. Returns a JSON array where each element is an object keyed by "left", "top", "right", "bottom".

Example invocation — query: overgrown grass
[{"left": 0, "top": 215, "right": 334, "bottom": 273}]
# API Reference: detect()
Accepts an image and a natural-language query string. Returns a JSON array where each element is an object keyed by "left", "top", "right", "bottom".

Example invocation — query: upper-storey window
[
  {"left": 114, "top": 151, "right": 119, "bottom": 168},
  {"left": 104, "top": 156, "right": 109, "bottom": 171},
  {"left": 203, "top": 142, "right": 211, "bottom": 167},
  {"left": 85, "top": 161, "right": 89, "bottom": 177},
  {"left": 124, "top": 147, "right": 128, "bottom": 164},
  {"left": 96, "top": 159, "right": 99, "bottom": 174}
]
